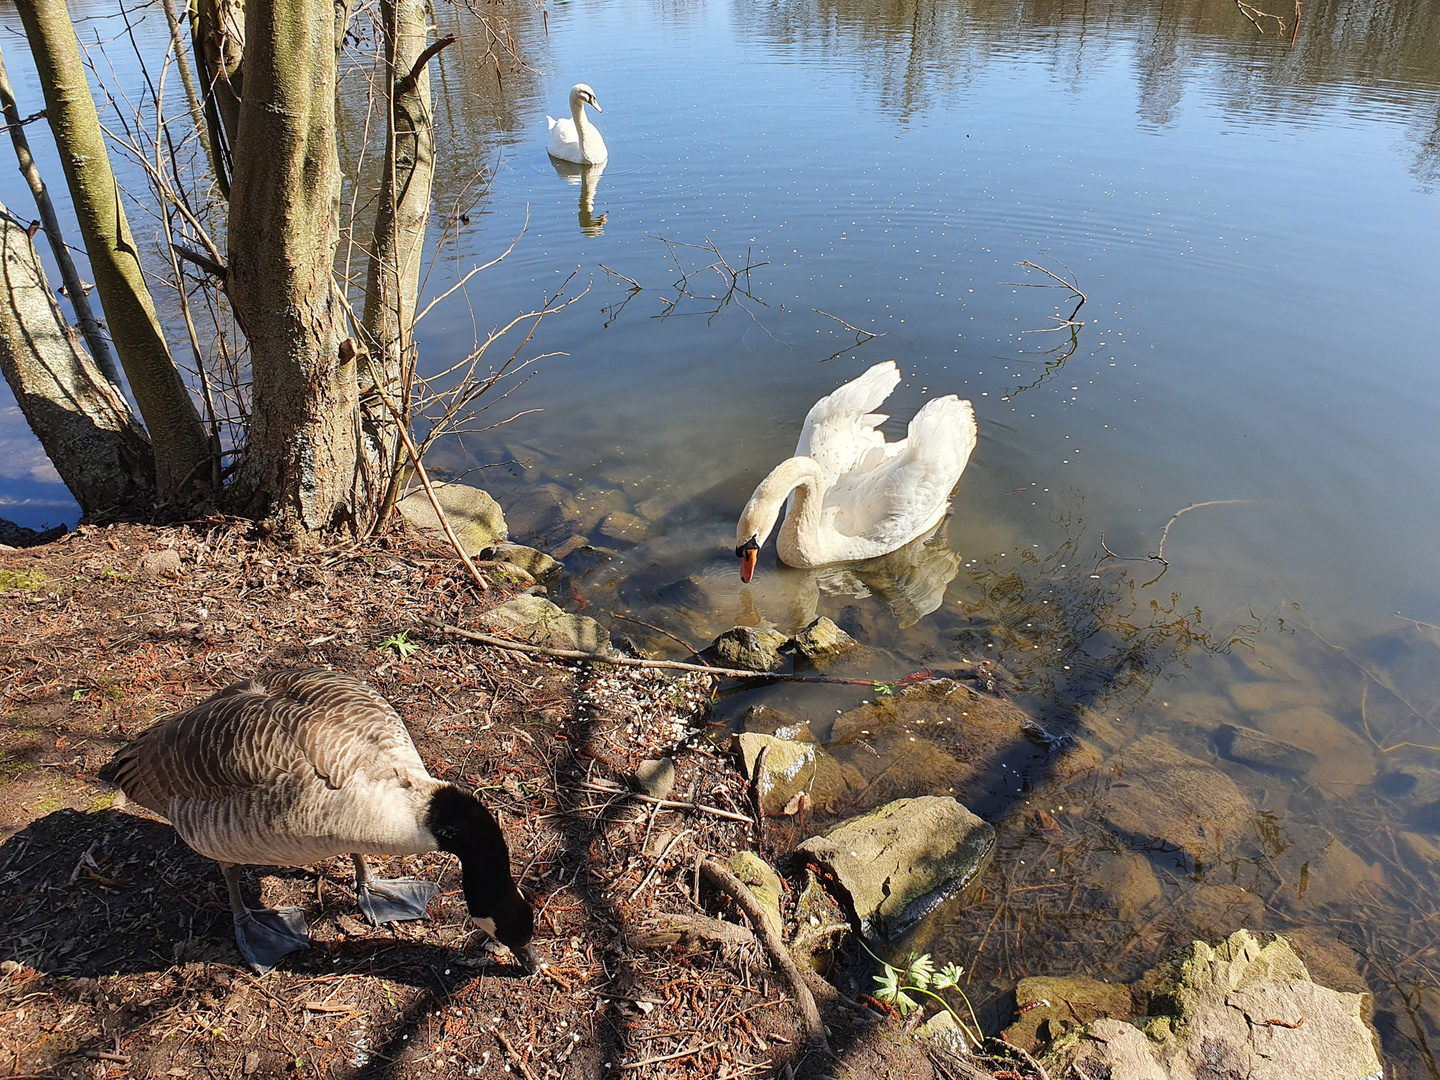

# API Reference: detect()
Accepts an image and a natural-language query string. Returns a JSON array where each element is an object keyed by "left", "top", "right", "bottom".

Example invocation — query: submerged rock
[
  {"left": 798, "top": 795, "right": 995, "bottom": 939},
  {"left": 399, "top": 482, "right": 506, "bottom": 555},
  {"left": 733, "top": 732, "right": 858, "bottom": 814},
  {"left": 1039, "top": 929, "right": 1383, "bottom": 1080},
  {"left": 708, "top": 626, "right": 789, "bottom": 672},
  {"left": 476, "top": 594, "right": 611, "bottom": 654},
  {"left": 792, "top": 617, "right": 856, "bottom": 666},
  {"left": 1098, "top": 736, "right": 1252, "bottom": 870},
  {"left": 1217, "top": 723, "right": 1318, "bottom": 775}
]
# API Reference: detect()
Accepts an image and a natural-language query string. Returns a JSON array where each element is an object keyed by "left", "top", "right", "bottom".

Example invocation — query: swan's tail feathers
[{"left": 906, "top": 395, "right": 978, "bottom": 477}]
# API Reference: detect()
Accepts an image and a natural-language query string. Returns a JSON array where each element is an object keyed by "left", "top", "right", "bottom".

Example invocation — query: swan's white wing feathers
[
  {"left": 795, "top": 361, "right": 901, "bottom": 489},
  {"left": 825, "top": 395, "right": 977, "bottom": 551},
  {"left": 548, "top": 117, "right": 580, "bottom": 159}
]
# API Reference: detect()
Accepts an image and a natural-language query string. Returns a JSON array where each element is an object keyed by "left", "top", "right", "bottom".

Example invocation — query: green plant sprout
[
  {"left": 379, "top": 631, "right": 418, "bottom": 658},
  {"left": 867, "top": 945, "right": 982, "bottom": 1051},
  {"left": 873, "top": 681, "right": 895, "bottom": 696}
]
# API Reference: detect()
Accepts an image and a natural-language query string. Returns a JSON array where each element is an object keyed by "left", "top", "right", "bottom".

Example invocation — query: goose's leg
[
  {"left": 220, "top": 863, "right": 309, "bottom": 974},
  {"left": 351, "top": 853, "right": 438, "bottom": 925}
]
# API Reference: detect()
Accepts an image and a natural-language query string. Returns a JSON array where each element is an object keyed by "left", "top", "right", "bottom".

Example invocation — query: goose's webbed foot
[
  {"left": 356, "top": 877, "right": 439, "bottom": 925},
  {"left": 234, "top": 907, "right": 309, "bottom": 973}
]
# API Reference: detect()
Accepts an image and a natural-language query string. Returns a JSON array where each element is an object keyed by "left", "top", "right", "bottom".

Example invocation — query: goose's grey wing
[{"left": 794, "top": 361, "right": 901, "bottom": 490}]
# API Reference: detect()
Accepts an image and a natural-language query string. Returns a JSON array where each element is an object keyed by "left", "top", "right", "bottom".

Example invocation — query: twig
[
  {"left": 1005, "top": 259, "right": 1086, "bottom": 302},
  {"left": 607, "top": 611, "right": 706, "bottom": 660},
  {"left": 625, "top": 829, "right": 691, "bottom": 903},
  {"left": 494, "top": 1030, "right": 539, "bottom": 1080},
  {"left": 1155, "top": 500, "right": 1256, "bottom": 562},
  {"left": 1235, "top": 0, "right": 1287, "bottom": 34},
  {"left": 619, "top": 1041, "right": 719, "bottom": 1070},
  {"left": 700, "top": 859, "right": 829, "bottom": 1050},
  {"left": 578, "top": 781, "right": 755, "bottom": 825}
]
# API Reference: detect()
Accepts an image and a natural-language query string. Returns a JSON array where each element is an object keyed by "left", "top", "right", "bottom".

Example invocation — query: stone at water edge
[
  {"left": 707, "top": 626, "right": 789, "bottom": 672},
  {"left": 1003, "top": 974, "right": 1134, "bottom": 1053},
  {"left": 482, "top": 542, "right": 562, "bottom": 584},
  {"left": 733, "top": 732, "right": 859, "bottom": 815},
  {"left": 792, "top": 617, "right": 856, "bottom": 666},
  {"left": 398, "top": 482, "right": 506, "bottom": 556},
  {"left": 476, "top": 593, "right": 612, "bottom": 655},
  {"left": 726, "top": 852, "right": 784, "bottom": 938},
  {"left": 1040, "top": 929, "right": 1384, "bottom": 1080},
  {"left": 797, "top": 795, "right": 995, "bottom": 939}
]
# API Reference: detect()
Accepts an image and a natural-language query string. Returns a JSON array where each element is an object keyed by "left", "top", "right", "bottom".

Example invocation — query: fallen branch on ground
[{"left": 700, "top": 858, "right": 829, "bottom": 1051}]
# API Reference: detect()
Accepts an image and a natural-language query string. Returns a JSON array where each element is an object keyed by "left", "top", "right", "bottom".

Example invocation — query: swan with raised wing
[
  {"left": 547, "top": 83, "right": 607, "bottom": 165},
  {"left": 735, "top": 361, "right": 977, "bottom": 582}
]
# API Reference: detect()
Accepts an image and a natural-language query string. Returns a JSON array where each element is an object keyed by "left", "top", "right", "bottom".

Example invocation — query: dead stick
[
  {"left": 579, "top": 781, "right": 755, "bottom": 825},
  {"left": 494, "top": 1030, "right": 539, "bottom": 1080},
  {"left": 700, "top": 859, "right": 829, "bottom": 1051},
  {"left": 424, "top": 616, "right": 887, "bottom": 685}
]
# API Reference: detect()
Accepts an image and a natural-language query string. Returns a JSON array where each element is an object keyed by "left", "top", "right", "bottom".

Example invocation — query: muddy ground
[{"left": 0, "top": 522, "right": 971, "bottom": 1080}]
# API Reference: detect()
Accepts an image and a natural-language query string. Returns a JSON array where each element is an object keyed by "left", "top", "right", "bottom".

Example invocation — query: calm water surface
[{"left": 3, "top": 0, "right": 1440, "bottom": 1071}]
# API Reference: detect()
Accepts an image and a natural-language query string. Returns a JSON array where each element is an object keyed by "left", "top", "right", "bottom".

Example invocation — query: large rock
[
  {"left": 1098, "top": 736, "right": 1253, "bottom": 871},
  {"left": 798, "top": 796, "right": 995, "bottom": 939},
  {"left": 1040, "top": 931, "right": 1383, "bottom": 1080},
  {"left": 399, "top": 482, "right": 506, "bottom": 555},
  {"left": 734, "top": 732, "right": 858, "bottom": 814},
  {"left": 708, "top": 626, "right": 789, "bottom": 672},
  {"left": 476, "top": 594, "right": 611, "bottom": 654},
  {"left": 1255, "top": 706, "right": 1376, "bottom": 797}
]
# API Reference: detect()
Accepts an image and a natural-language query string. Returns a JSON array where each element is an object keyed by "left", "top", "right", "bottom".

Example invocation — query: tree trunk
[
  {"left": 14, "top": 0, "right": 212, "bottom": 501},
  {"left": 193, "top": 0, "right": 244, "bottom": 198},
  {"left": 226, "top": 0, "right": 356, "bottom": 539},
  {"left": 160, "top": 0, "right": 214, "bottom": 174},
  {"left": 0, "top": 41, "right": 118, "bottom": 387},
  {"left": 0, "top": 201, "right": 154, "bottom": 514},
  {"left": 361, "top": 0, "right": 437, "bottom": 529}
]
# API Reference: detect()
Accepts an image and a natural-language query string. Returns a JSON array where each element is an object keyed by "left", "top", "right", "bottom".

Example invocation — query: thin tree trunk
[
  {"left": 193, "top": 0, "right": 244, "bottom": 198},
  {"left": 361, "top": 0, "right": 438, "bottom": 531},
  {"left": 14, "top": 0, "right": 211, "bottom": 502},
  {"left": 0, "top": 41, "right": 119, "bottom": 387},
  {"left": 0, "top": 200, "right": 154, "bottom": 514},
  {"left": 226, "top": 0, "right": 356, "bottom": 538},
  {"left": 159, "top": 0, "right": 214, "bottom": 173}
]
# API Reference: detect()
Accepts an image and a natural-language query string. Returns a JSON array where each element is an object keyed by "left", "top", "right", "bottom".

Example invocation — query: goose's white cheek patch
[{"left": 468, "top": 915, "right": 497, "bottom": 939}]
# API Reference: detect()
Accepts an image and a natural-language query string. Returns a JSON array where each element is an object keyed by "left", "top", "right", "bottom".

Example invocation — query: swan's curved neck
[
  {"left": 571, "top": 97, "right": 590, "bottom": 156},
  {"left": 744, "top": 457, "right": 828, "bottom": 567}
]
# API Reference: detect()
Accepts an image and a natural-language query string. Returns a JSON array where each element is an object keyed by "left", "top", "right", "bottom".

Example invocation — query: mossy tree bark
[
  {"left": 361, "top": 0, "right": 437, "bottom": 528},
  {"left": 226, "top": 0, "right": 357, "bottom": 539},
  {"left": 14, "top": 0, "right": 212, "bottom": 502},
  {"left": 0, "top": 201, "right": 155, "bottom": 513}
]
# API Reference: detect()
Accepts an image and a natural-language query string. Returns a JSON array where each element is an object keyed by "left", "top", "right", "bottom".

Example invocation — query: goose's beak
[
  {"left": 515, "top": 942, "right": 541, "bottom": 974},
  {"left": 739, "top": 545, "right": 758, "bottom": 584}
]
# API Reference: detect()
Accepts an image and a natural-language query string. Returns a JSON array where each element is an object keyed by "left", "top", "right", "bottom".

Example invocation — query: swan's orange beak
[{"left": 737, "top": 538, "right": 759, "bottom": 584}]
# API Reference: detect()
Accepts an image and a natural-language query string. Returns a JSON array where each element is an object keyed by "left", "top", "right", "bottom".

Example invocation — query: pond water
[{"left": 3, "top": 0, "right": 1440, "bottom": 1071}]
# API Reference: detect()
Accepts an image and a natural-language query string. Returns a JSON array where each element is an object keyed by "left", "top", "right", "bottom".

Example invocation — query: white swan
[
  {"left": 735, "top": 361, "right": 977, "bottom": 582},
  {"left": 546, "top": 83, "right": 607, "bottom": 165}
]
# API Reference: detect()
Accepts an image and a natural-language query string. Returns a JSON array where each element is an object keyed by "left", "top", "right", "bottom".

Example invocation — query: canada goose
[
  {"left": 735, "top": 361, "right": 978, "bottom": 581},
  {"left": 99, "top": 669, "right": 537, "bottom": 974}
]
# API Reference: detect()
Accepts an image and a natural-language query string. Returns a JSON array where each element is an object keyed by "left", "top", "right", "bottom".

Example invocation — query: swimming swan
[
  {"left": 100, "top": 669, "right": 538, "bottom": 974},
  {"left": 736, "top": 361, "right": 977, "bottom": 582},
  {"left": 547, "top": 83, "right": 607, "bottom": 165}
]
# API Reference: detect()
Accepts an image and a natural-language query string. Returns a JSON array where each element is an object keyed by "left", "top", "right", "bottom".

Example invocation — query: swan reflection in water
[
  {"left": 549, "top": 157, "right": 607, "bottom": 236},
  {"left": 774, "top": 520, "right": 962, "bottom": 630}
]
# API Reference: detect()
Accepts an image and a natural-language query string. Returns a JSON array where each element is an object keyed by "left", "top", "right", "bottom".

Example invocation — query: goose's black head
[{"left": 427, "top": 785, "right": 539, "bottom": 973}]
